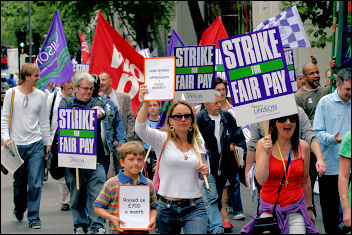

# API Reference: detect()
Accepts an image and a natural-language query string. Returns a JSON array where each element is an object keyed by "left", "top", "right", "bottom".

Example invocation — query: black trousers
[{"left": 319, "top": 174, "right": 340, "bottom": 234}]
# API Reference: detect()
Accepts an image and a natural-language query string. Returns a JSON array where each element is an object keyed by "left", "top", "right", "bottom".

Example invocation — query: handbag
[
  {"left": 152, "top": 139, "right": 168, "bottom": 194},
  {"left": 1, "top": 88, "right": 15, "bottom": 175},
  {"left": 252, "top": 146, "right": 292, "bottom": 235},
  {"left": 48, "top": 129, "right": 66, "bottom": 180}
]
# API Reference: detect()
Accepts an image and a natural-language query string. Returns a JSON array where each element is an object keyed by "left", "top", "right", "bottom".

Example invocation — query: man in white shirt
[
  {"left": 1, "top": 63, "right": 51, "bottom": 229},
  {"left": 99, "top": 72, "right": 135, "bottom": 141},
  {"left": 47, "top": 78, "right": 74, "bottom": 211}
]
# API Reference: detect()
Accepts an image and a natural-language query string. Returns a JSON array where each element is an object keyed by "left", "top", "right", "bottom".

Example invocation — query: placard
[
  {"left": 284, "top": 49, "right": 297, "bottom": 92},
  {"left": 174, "top": 45, "right": 215, "bottom": 103},
  {"left": 219, "top": 27, "right": 297, "bottom": 126},
  {"left": 144, "top": 57, "right": 175, "bottom": 101},
  {"left": 57, "top": 107, "right": 97, "bottom": 169},
  {"left": 215, "top": 48, "right": 226, "bottom": 80},
  {"left": 118, "top": 185, "right": 151, "bottom": 231}
]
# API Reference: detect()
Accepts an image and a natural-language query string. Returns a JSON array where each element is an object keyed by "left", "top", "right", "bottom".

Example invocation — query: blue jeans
[
  {"left": 14, "top": 139, "right": 45, "bottom": 224},
  {"left": 228, "top": 173, "right": 244, "bottom": 216},
  {"left": 65, "top": 163, "right": 106, "bottom": 233},
  {"left": 156, "top": 197, "right": 208, "bottom": 234},
  {"left": 203, "top": 173, "right": 224, "bottom": 234}
]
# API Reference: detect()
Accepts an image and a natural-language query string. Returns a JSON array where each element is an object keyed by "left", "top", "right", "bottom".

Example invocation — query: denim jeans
[
  {"left": 203, "top": 173, "right": 224, "bottom": 234},
  {"left": 228, "top": 173, "right": 244, "bottom": 216},
  {"left": 156, "top": 197, "right": 208, "bottom": 234},
  {"left": 14, "top": 139, "right": 45, "bottom": 224},
  {"left": 65, "top": 163, "right": 106, "bottom": 233}
]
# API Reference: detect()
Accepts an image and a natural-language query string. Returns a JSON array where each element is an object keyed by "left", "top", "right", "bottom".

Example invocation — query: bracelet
[
  {"left": 307, "top": 205, "right": 314, "bottom": 211},
  {"left": 340, "top": 195, "right": 348, "bottom": 199}
]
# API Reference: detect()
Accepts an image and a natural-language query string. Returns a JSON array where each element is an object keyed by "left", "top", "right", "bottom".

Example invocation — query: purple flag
[
  {"left": 167, "top": 28, "right": 187, "bottom": 56},
  {"left": 35, "top": 10, "right": 74, "bottom": 90}
]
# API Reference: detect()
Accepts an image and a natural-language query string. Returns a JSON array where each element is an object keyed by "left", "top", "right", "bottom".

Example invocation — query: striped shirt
[{"left": 94, "top": 169, "right": 158, "bottom": 234}]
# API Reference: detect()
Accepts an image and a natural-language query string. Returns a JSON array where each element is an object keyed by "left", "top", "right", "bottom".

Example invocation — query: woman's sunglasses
[
  {"left": 277, "top": 115, "right": 296, "bottom": 123},
  {"left": 170, "top": 113, "right": 193, "bottom": 121}
]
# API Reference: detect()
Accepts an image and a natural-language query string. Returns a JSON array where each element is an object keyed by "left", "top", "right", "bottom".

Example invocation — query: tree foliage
[
  {"left": 1, "top": 1, "right": 175, "bottom": 56},
  {"left": 281, "top": 1, "right": 334, "bottom": 48}
]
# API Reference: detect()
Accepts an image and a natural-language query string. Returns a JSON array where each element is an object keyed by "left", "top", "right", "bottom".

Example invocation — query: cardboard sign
[
  {"left": 118, "top": 185, "right": 151, "bottom": 231},
  {"left": 284, "top": 49, "right": 297, "bottom": 92},
  {"left": 144, "top": 57, "right": 175, "bottom": 101},
  {"left": 215, "top": 48, "right": 226, "bottom": 80},
  {"left": 58, "top": 108, "right": 97, "bottom": 169},
  {"left": 174, "top": 45, "right": 215, "bottom": 103},
  {"left": 219, "top": 27, "right": 297, "bottom": 126}
]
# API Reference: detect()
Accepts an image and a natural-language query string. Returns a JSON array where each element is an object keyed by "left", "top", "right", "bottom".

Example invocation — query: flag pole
[
  {"left": 330, "top": 1, "right": 337, "bottom": 93},
  {"left": 141, "top": 146, "right": 152, "bottom": 173}
]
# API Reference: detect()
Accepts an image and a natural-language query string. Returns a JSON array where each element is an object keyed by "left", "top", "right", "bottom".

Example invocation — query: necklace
[{"left": 183, "top": 150, "right": 189, "bottom": 160}]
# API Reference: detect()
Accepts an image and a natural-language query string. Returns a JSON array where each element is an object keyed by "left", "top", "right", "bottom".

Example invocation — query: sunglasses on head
[
  {"left": 277, "top": 115, "right": 296, "bottom": 123},
  {"left": 170, "top": 113, "right": 193, "bottom": 121}
]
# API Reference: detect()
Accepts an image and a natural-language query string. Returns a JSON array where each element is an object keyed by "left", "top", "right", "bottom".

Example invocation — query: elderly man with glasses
[
  {"left": 56, "top": 72, "right": 107, "bottom": 234},
  {"left": 1, "top": 63, "right": 51, "bottom": 229}
]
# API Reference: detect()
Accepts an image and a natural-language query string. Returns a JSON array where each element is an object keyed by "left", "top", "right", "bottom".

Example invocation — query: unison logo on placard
[
  {"left": 185, "top": 92, "right": 203, "bottom": 100},
  {"left": 252, "top": 104, "right": 278, "bottom": 114}
]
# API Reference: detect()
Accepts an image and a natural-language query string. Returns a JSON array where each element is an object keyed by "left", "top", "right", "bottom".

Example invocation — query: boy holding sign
[{"left": 94, "top": 141, "right": 158, "bottom": 233}]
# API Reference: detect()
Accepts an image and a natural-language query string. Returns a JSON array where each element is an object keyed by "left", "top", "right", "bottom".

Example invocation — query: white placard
[
  {"left": 144, "top": 57, "right": 175, "bottom": 101},
  {"left": 118, "top": 185, "right": 150, "bottom": 231}
]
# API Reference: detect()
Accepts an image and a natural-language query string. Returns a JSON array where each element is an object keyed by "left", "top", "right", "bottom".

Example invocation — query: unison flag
[
  {"left": 89, "top": 10, "right": 145, "bottom": 115},
  {"left": 35, "top": 10, "right": 74, "bottom": 90},
  {"left": 336, "top": 1, "right": 351, "bottom": 69},
  {"left": 79, "top": 32, "right": 90, "bottom": 64},
  {"left": 255, "top": 6, "right": 311, "bottom": 48},
  {"left": 199, "top": 16, "right": 228, "bottom": 48},
  {"left": 167, "top": 28, "right": 187, "bottom": 56},
  {"left": 155, "top": 29, "right": 187, "bottom": 129}
]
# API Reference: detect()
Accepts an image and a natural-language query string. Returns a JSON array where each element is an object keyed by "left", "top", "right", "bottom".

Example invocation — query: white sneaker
[
  {"left": 95, "top": 228, "right": 106, "bottom": 234},
  {"left": 233, "top": 213, "right": 246, "bottom": 220}
]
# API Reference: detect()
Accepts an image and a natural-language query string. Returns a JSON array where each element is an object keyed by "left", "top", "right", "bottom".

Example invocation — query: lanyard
[{"left": 276, "top": 141, "right": 292, "bottom": 187}]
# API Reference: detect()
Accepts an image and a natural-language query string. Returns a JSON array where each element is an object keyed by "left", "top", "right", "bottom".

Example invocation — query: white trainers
[
  {"left": 233, "top": 213, "right": 246, "bottom": 220},
  {"left": 95, "top": 228, "right": 106, "bottom": 234}
]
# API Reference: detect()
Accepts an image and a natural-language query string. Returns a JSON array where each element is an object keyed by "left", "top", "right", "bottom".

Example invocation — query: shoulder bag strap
[
  {"left": 9, "top": 88, "right": 15, "bottom": 133},
  {"left": 49, "top": 90, "right": 58, "bottom": 128},
  {"left": 156, "top": 137, "right": 169, "bottom": 170}
]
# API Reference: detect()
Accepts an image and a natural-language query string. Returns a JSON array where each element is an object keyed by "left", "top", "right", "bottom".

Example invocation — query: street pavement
[{"left": 1, "top": 172, "right": 325, "bottom": 234}]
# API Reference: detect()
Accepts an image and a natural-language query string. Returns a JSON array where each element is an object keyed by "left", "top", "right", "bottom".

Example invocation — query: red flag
[
  {"left": 89, "top": 10, "right": 144, "bottom": 115},
  {"left": 199, "top": 16, "right": 229, "bottom": 48},
  {"left": 79, "top": 32, "right": 90, "bottom": 64}
]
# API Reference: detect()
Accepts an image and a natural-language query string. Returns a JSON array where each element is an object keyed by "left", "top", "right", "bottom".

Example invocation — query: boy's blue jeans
[
  {"left": 14, "top": 139, "right": 45, "bottom": 224},
  {"left": 156, "top": 197, "right": 208, "bottom": 234}
]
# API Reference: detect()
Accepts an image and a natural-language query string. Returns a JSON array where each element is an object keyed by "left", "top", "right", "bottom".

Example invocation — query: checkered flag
[{"left": 255, "top": 5, "right": 311, "bottom": 48}]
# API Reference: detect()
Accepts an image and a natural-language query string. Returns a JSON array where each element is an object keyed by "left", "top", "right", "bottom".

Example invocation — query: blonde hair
[
  {"left": 117, "top": 141, "right": 145, "bottom": 161},
  {"left": 19, "top": 63, "right": 40, "bottom": 85},
  {"left": 163, "top": 100, "right": 204, "bottom": 152}
]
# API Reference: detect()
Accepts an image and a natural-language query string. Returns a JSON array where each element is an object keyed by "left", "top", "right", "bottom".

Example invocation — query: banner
[
  {"left": 284, "top": 49, "right": 297, "bottom": 92},
  {"left": 79, "top": 32, "right": 90, "bottom": 64},
  {"left": 199, "top": 16, "right": 229, "bottom": 48},
  {"left": 58, "top": 108, "right": 97, "bottom": 169},
  {"left": 255, "top": 6, "right": 310, "bottom": 48},
  {"left": 219, "top": 27, "right": 297, "bottom": 126},
  {"left": 89, "top": 10, "right": 145, "bottom": 115},
  {"left": 175, "top": 45, "right": 215, "bottom": 103},
  {"left": 35, "top": 10, "right": 74, "bottom": 90},
  {"left": 167, "top": 28, "right": 187, "bottom": 56}
]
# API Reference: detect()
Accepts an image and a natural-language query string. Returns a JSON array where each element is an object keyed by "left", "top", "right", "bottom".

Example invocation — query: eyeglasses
[
  {"left": 78, "top": 86, "right": 94, "bottom": 91},
  {"left": 304, "top": 71, "right": 320, "bottom": 76},
  {"left": 170, "top": 113, "right": 193, "bottom": 121},
  {"left": 277, "top": 116, "right": 296, "bottom": 123},
  {"left": 23, "top": 95, "right": 28, "bottom": 108}
]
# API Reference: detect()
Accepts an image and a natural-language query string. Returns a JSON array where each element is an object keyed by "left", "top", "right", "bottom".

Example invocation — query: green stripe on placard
[
  {"left": 216, "top": 65, "right": 225, "bottom": 71},
  {"left": 176, "top": 66, "right": 213, "bottom": 74},
  {"left": 228, "top": 59, "right": 284, "bottom": 80},
  {"left": 60, "top": 129, "right": 95, "bottom": 138},
  {"left": 287, "top": 65, "right": 294, "bottom": 70}
]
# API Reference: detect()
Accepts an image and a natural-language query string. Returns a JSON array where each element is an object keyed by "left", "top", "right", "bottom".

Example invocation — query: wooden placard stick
[{"left": 72, "top": 107, "right": 80, "bottom": 190}]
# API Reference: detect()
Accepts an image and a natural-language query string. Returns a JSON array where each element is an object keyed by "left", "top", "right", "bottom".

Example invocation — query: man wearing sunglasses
[
  {"left": 1, "top": 63, "right": 51, "bottom": 229},
  {"left": 313, "top": 69, "right": 351, "bottom": 234},
  {"left": 57, "top": 72, "right": 107, "bottom": 234},
  {"left": 197, "top": 91, "right": 247, "bottom": 234},
  {"left": 295, "top": 62, "right": 330, "bottom": 217}
]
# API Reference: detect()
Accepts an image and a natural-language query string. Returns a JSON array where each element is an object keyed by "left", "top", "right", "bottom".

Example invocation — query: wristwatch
[{"left": 307, "top": 205, "right": 314, "bottom": 211}]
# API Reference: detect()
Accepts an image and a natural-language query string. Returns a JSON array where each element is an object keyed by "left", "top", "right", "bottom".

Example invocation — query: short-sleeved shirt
[
  {"left": 339, "top": 131, "right": 351, "bottom": 208},
  {"left": 94, "top": 170, "right": 158, "bottom": 234}
]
